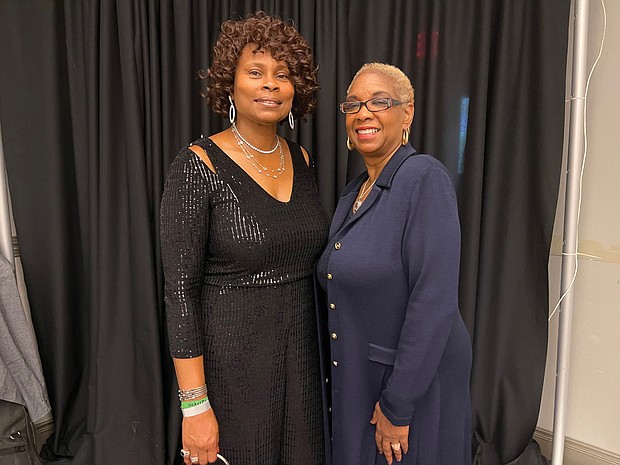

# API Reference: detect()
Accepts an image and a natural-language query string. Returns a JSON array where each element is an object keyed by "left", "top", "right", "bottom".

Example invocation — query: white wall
[{"left": 537, "top": 1, "right": 620, "bottom": 463}]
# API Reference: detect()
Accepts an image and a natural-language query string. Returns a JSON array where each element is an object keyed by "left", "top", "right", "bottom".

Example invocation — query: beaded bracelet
[
  {"left": 181, "top": 398, "right": 212, "bottom": 417},
  {"left": 178, "top": 384, "right": 207, "bottom": 401}
]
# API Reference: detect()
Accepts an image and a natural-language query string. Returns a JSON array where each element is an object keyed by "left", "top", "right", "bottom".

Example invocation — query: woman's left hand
[{"left": 370, "top": 402, "right": 410, "bottom": 464}]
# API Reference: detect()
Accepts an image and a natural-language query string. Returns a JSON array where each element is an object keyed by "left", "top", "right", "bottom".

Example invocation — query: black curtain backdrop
[{"left": 0, "top": 1, "right": 570, "bottom": 464}]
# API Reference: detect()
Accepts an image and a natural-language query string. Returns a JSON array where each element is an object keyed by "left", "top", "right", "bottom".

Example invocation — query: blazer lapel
[
  {"left": 330, "top": 144, "right": 417, "bottom": 235},
  {"left": 329, "top": 188, "right": 359, "bottom": 237}
]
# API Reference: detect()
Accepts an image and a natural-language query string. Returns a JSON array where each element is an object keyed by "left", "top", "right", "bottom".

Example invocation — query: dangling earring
[
  {"left": 228, "top": 95, "right": 236, "bottom": 124},
  {"left": 346, "top": 137, "right": 354, "bottom": 151},
  {"left": 288, "top": 110, "right": 295, "bottom": 130},
  {"left": 402, "top": 128, "right": 410, "bottom": 146}
]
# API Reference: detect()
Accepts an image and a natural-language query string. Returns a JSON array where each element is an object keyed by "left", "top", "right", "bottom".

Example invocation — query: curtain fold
[
  {"left": 0, "top": 1, "right": 570, "bottom": 464},
  {"left": 458, "top": 2, "right": 570, "bottom": 463}
]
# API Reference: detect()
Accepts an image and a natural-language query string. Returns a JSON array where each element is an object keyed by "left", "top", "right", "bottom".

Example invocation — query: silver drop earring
[
  {"left": 228, "top": 96, "right": 236, "bottom": 124},
  {"left": 288, "top": 110, "right": 295, "bottom": 130}
]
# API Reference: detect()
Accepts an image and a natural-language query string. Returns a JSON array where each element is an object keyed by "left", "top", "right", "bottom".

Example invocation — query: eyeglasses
[{"left": 339, "top": 97, "right": 405, "bottom": 114}]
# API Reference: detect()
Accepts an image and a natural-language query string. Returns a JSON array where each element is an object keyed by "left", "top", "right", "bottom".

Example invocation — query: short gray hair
[{"left": 347, "top": 62, "right": 415, "bottom": 103}]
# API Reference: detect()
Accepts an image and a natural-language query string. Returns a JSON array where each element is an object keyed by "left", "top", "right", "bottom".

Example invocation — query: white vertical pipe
[
  {"left": 551, "top": 0, "right": 589, "bottom": 464},
  {"left": 0, "top": 118, "right": 14, "bottom": 265}
]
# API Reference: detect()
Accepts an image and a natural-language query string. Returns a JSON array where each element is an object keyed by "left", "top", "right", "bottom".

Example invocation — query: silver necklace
[
  {"left": 232, "top": 128, "right": 285, "bottom": 178},
  {"left": 231, "top": 122, "right": 279, "bottom": 154},
  {"left": 352, "top": 177, "right": 376, "bottom": 213}
]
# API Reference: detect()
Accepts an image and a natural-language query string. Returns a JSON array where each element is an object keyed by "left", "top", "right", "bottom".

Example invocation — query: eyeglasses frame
[{"left": 339, "top": 97, "right": 406, "bottom": 114}]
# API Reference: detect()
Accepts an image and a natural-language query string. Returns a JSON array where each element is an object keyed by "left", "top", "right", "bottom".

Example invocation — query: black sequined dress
[{"left": 160, "top": 138, "right": 329, "bottom": 465}]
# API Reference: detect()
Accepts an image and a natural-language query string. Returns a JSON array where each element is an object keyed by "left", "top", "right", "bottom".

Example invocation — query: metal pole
[{"left": 550, "top": 0, "right": 589, "bottom": 463}]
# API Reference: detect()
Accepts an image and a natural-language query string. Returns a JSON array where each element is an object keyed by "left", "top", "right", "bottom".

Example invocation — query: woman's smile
[
  {"left": 355, "top": 126, "right": 381, "bottom": 140},
  {"left": 255, "top": 97, "right": 283, "bottom": 107}
]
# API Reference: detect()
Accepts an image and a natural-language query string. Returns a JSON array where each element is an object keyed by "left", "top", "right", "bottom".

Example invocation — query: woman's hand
[
  {"left": 370, "top": 402, "right": 409, "bottom": 464},
  {"left": 182, "top": 408, "right": 220, "bottom": 464}
]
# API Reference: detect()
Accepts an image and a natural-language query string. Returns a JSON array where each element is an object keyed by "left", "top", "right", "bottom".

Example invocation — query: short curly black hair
[{"left": 199, "top": 12, "right": 319, "bottom": 121}]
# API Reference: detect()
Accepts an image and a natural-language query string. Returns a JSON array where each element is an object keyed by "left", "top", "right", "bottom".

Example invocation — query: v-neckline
[{"left": 208, "top": 138, "right": 295, "bottom": 204}]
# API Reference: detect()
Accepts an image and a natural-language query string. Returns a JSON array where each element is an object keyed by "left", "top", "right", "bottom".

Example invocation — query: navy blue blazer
[{"left": 318, "top": 144, "right": 472, "bottom": 465}]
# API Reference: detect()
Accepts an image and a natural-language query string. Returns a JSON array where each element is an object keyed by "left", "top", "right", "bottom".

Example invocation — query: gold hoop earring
[
  {"left": 402, "top": 128, "right": 410, "bottom": 146},
  {"left": 347, "top": 137, "right": 354, "bottom": 151}
]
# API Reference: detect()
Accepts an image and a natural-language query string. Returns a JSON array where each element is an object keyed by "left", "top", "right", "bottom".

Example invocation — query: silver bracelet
[
  {"left": 181, "top": 398, "right": 212, "bottom": 417},
  {"left": 178, "top": 384, "right": 207, "bottom": 401}
]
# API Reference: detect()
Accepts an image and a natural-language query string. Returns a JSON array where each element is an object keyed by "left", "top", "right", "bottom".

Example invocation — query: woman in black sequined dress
[{"left": 160, "top": 12, "right": 329, "bottom": 465}]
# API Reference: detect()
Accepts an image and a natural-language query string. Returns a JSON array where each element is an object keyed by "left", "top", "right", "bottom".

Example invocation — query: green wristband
[
  {"left": 181, "top": 398, "right": 212, "bottom": 417},
  {"left": 181, "top": 397, "right": 208, "bottom": 409}
]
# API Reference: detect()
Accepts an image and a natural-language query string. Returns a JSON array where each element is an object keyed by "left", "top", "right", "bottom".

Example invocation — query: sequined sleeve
[{"left": 160, "top": 149, "right": 210, "bottom": 358}]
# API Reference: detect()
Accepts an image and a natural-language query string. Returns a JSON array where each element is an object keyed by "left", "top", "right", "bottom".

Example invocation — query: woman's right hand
[{"left": 182, "top": 408, "right": 220, "bottom": 464}]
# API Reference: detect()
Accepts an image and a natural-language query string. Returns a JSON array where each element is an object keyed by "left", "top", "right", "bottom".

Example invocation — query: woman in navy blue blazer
[{"left": 316, "top": 63, "right": 472, "bottom": 465}]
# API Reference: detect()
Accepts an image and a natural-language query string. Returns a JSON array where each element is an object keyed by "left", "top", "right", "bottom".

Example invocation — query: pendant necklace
[
  {"left": 232, "top": 127, "right": 285, "bottom": 178},
  {"left": 352, "top": 177, "right": 376, "bottom": 213}
]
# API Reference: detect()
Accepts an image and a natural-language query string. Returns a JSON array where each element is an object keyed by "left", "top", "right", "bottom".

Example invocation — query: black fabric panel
[
  {"left": 459, "top": 2, "right": 570, "bottom": 463},
  {"left": 0, "top": 1, "right": 88, "bottom": 460},
  {"left": 0, "top": 1, "right": 169, "bottom": 463},
  {"left": 0, "top": 1, "right": 570, "bottom": 464}
]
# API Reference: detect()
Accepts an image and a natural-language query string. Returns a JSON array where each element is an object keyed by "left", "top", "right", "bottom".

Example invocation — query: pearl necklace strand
[
  {"left": 231, "top": 122, "right": 279, "bottom": 154},
  {"left": 232, "top": 127, "right": 285, "bottom": 178},
  {"left": 352, "top": 177, "right": 376, "bottom": 213}
]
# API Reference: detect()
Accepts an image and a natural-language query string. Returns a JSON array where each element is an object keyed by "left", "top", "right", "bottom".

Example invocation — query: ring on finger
[
  {"left": 180, "top": 449, "right": 190, "bottom": 458},
  {"left": 391, "top": 443, "right": 401, "bottom": 451},
  {"left": 190, "top": 457, "right": 199, "bottom": 464}
]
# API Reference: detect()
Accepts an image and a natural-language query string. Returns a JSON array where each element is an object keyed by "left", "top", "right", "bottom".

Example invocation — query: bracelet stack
[
  {"left": 178, "top": 385, "right": 208, "bottom": 401},
  {"left": 178, "top": 384, "right": 211, "bottom": 417}
]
